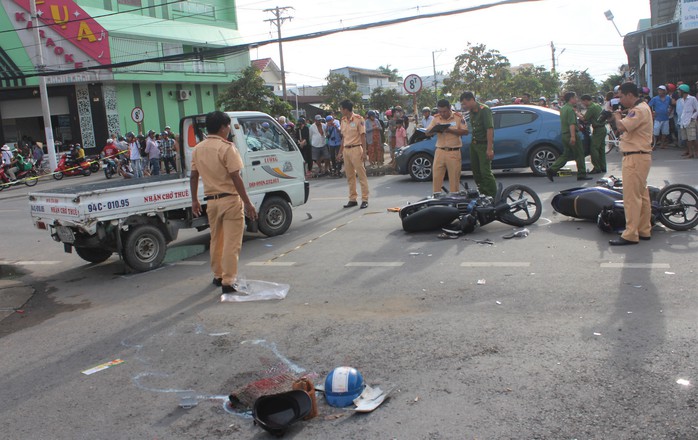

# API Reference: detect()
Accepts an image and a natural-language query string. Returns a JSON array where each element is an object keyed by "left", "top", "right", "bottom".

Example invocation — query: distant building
[
  {"left": 623, "top": 0, "right": 698, "bottom": 90},
  {"left": 330, "top": 66, "right": 399, "bottom": 99},
  {"left": 0, "top": 0, "right": 249, "bottom": 151},
  {"left": 252, "top": 58, "right": 282, "bottom": 93}
]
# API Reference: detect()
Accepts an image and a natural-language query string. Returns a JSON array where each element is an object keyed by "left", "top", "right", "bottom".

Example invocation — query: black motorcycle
[
  {"left": 400, "top": 183, "right": 542, "bottom": 233},
  {"left": 103, "top": 157, "right": 118, "bottom": 179},
  {"left": 552, "top": 176, "right": 698, "bottom": 231}
]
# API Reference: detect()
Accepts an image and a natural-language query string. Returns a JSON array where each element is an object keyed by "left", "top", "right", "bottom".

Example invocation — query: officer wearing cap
[
  {"left": 426, "top": 99, "right": 469, "bottom": 193},
  {"left": 609, "top": 82, "right": 653, "bottom": 246},
  {"left": 190, "top": 111, "right": 257, "bottom": 292},
  {"left": 338, "top": 99, "right": 369, "bottom": 209},
  {"left": 581, "top": 94, "right": 607, "bottom": 174},
  {"left": 546, "top": 91, "right": 591, "bottom": 182},
  {"left": 460, "top": 91, "right": 496, "bottom": 197}
]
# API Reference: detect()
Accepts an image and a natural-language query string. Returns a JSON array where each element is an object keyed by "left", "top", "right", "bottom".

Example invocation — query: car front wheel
[
  {"left": 408, "top": 153, "right": 433, "bottom": 182},
  {"left": 529, "top": 145, "right": 559, "bottom": 176}
]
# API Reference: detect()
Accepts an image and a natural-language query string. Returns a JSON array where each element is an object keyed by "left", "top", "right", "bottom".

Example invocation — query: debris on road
[
  {"left": 477, "top": 279, "right": 486, "bottom": 285},
  {"left": 677, "top": 379, "right": 691, "bottom": 386},
  {"left": 81, "top": 359, "right": 125, "bottom": 375},
  {"left": 221, "top": 280, "right": 290, "bottom": 302},
  {"left": 502, "top": 228, "right": 529, "bottom": 239}
]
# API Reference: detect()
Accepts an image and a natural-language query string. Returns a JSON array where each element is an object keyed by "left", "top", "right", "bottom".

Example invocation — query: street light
[{"left": 605, "top": 10, "right": 624, "bottom": 38}]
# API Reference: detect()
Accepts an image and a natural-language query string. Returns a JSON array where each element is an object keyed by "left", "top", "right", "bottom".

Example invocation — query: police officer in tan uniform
[
  {"left": 338, "top": 99, "right": 370, "bottom": 209},
  {"left": 190, "top": 111, "right": 257, "bottom": 292},
  {"left": 426, "top": 99, "right": 469, "bottom": 193},
  {"left": 610, "top": 82, "right": 653, "bottom": 246}
]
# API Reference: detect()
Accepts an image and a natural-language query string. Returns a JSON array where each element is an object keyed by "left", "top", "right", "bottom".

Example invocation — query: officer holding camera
[{"left": 609, "top": 82, "right": 653, "bottom": 246}]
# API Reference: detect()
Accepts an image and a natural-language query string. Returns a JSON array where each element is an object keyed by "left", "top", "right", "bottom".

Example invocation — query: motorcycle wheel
[
  {"left": 104, "top": 167, "right": 114, "bottom": 179},
  {"left": 498, "top": 184, "right": 543, "bottom": 226},
  {"left": 402, "top": 206, "right": 459, "bottom": 232},
  {"left": 655, "top": 183, "right": 698, "bottom": 231},
  {"left": 24, "top": 169, "right": 39, "bottom": 187},
  {"left": 90, "top": 162, "right": 100, "bottom": 173},
  {"left": 83, "top": 168, "right": 92, "bottom": 177},
  {"left": 53, "top": 171, "right": 64, "bottom": 180}
]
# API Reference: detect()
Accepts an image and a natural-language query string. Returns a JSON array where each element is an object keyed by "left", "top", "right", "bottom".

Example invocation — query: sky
[{"left": 234, "top": 0, "right": 651, "bottom": 89}]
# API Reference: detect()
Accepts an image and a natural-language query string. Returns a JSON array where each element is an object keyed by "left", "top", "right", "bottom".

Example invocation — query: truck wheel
[
  {"left": 75, "top": 247, "right": 113, "bottom": 264},
  {"left": 123, "top": 225, "right": 167, "bottom": 272},
  {"left": 258, "top": 196, "right": 292, "bottom": 237}
]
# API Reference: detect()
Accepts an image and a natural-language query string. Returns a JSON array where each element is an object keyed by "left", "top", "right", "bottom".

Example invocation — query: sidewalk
[{"left": 0, "top": 270, "right": 34, "bottom": 321}]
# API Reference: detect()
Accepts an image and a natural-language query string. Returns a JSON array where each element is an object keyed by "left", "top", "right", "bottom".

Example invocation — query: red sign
[{"left": 13, "top": 0, "right": 111, "bottom": 66}]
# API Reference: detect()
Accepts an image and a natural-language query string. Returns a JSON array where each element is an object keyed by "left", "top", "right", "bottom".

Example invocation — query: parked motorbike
[
  {"left": 0, "top": 165, "right": 39, "bottom": 190},
  {"left": 103, "top": 156, "right": 118, "bottom": 179},
  {"left": 400, "top": 182, "right": 542, "bottom": 233},
  {"left": 53, "top": 153, "right": 92, "bottom": 179},
  {"left": 551, "top": 176, "right": 698, "bottom": 231},
  {"left": 87, "top": 154, "right": 101, "bottom": 173}
]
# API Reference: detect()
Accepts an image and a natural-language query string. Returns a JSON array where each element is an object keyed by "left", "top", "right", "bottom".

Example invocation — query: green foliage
[
  {"left": 369, "top": 87, "right": 407, "bottom": 112},
  {"left": 323, "top": 73, "right": 364, "bottom": 114},
  {"left": 378, "top": 65, "right": 401, "bottom": 82},
  {"left": 600, "top": 72, "right": 624, "bottom": 94},
  {"left": 562, "top": 70, "right": 598, "bottom": 97},
  {"left": 216, "top": 66, "right": 291, "bottom": 116},
  {"left": 443, "top": 43, "right": 511, "bottom": 99},
  {"left": 417, "top": 88, "right": 438, "bottom": 111},
  {"left": 502, "top": 66, "right": 561, "bottom": 101}
]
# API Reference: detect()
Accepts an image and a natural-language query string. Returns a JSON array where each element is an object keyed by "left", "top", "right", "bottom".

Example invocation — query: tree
[
  {"left": 562, "top": 70, "right": 598, "bottom": 97},
  {"left": 369, "top": 87, "right": 407, "bottom": 112},
  {"left": 216, "top": 66, "right": 291, "bottom": 116},
  {"left": 503, "top": 66, "right": 560, "bottom": 101},
  {"left": 323, "top": 73, "right": 363, "bottom": 114},
  {"left": 600, "top": 68, "right": 625, "bottom": 93},
  {"left": 443, "top": 43, "right": 511, "bottom": 100},
  {"left": 417, "top": 88, "right": 438, "bottom": 112},
  {"left": 378, "top": 65, "right": 401, "bottom": 82}
]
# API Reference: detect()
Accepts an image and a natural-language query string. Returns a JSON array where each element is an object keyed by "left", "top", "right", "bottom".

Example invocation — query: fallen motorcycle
[
  {"left": 551, "top": 176, "right": 698, "bottom": 231},
  {"left": 400, "top": 183, "right": 542, "bottom": 233}
]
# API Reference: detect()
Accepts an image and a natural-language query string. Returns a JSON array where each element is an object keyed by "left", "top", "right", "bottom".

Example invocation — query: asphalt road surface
[{"left": 1, "top": 149, "right": 696, "bottom": 439}]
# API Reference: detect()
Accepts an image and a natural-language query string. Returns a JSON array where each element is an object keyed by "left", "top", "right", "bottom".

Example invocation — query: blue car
[{"left": 395, "top": 105, "right": 565, "bottom": 181}]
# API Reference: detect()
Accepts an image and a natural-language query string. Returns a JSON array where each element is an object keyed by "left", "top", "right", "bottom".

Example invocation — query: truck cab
[{"left": 181, "top": 111, "right": 309, "bottom": 236}]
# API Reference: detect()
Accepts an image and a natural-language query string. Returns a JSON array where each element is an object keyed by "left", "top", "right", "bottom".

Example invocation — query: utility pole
[
  {"left": 432, "top": 49, "right": 445, "bottom": 106},
  {"left": 264, "top": 6, "right": 294, "bottom": 101},
  {"left": 550, "top": 41, "right": 556, "bottom": 74},
  {"left": 30, "top": 0, "right": 57, "bottom": 170}
]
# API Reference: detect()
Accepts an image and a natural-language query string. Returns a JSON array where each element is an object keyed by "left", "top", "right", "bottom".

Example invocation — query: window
[
  {"left": 172, "top": 1, "right": 215, "bottom": 19},
  {"left": 239, "top": 118, "right": 294, "bottom": 152},
  {"left": 496, "top": 111, "right": 538, "bottom": 129}
]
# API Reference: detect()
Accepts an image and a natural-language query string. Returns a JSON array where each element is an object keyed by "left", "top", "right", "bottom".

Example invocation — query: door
[
  {"left": 491, "top": 109, "right": 542, "bottom": 168},
  {"left": 233, "top": 115, "right": 305, "bottom": 201}
]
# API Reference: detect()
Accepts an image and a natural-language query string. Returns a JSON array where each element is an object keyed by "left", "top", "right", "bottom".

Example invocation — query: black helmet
[
  {"left": 126, "top": 132, "right": 135, "bottom": 139},
  {"left": 252, "top": 390, "right": 312, "bottom": 437}
]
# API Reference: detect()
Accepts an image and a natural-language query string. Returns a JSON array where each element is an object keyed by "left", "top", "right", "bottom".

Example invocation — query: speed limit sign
[
  {"left": 403, "top": 74, "right": 423, "bottom": 95},
  {"left": 131, "top": 107, "right": 144, "bottom": 124}
]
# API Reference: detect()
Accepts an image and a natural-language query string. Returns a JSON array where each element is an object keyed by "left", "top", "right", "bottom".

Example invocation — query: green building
[{"left": 0, "top": 0, "right": 248, "bottom": 152}]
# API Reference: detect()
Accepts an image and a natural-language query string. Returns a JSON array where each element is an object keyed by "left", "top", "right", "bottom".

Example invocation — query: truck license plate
[{"left": 56, "top": 226, "right": 75, "bottom": 243}]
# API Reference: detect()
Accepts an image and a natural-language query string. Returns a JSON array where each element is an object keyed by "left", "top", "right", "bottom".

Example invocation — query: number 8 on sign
[{"left": 403, "top": 74, "right": 422, "bottom": 95}]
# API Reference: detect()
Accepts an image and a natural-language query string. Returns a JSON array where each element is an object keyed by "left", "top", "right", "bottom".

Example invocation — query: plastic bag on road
[{"left": 221, "top": 280, "right": 290, "bottom": 303}]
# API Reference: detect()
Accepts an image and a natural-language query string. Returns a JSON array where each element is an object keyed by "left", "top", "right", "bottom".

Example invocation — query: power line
[{"left": 7, "top": 0, "right": 543, "bottom": 80}]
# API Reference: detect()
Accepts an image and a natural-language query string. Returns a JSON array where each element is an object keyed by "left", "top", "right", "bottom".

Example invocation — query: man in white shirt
[
  {"left": 308, "top": 115, "right": 330, "bottom": 175},
  {"left": 678, "top": 84, "right": 698, "bottom": 158},
  {"left": 420, "top": 107, "right": 434, "bottom": 129}
]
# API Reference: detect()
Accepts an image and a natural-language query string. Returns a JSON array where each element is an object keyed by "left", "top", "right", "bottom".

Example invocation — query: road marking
[
  {"left": 345, "top": 262, "right": 404, "bottom": 267},
  {"left": 600, "top": 263, "right": 671, "bottom": 269},
  {"left": 11, "top": 261, "right": 61, "bottom": 265},
  {"left": 460, "top": 262, "right": 531, "bottom": 267},
  {"left": 246, "top": 261, "right": 296, "bottom": 266},
  {"left": 171, "top": 261, "right": 207, "bottom": 266}
]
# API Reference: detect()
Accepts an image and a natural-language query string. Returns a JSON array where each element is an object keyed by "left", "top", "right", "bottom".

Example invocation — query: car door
[
  {"left": 234, "top": 116, "right": 305, "bottom": 197},
  {"left": 491, "top": 109, "right": 542, "bottom": 168}
]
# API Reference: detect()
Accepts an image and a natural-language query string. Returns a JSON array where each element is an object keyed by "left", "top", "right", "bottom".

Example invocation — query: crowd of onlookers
[{"left": 100, "top": 126, "right": 179, "bottom": 179}]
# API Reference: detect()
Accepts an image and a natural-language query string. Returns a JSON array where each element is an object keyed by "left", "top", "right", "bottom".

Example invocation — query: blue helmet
[{"left": 324, "top": 366, "right": 365, "bottom": 407}]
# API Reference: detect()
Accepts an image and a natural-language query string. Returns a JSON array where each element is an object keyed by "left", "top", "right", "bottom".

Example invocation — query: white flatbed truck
[{"left": 28, "top": 111, "right": 309, "bottom": 272}]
